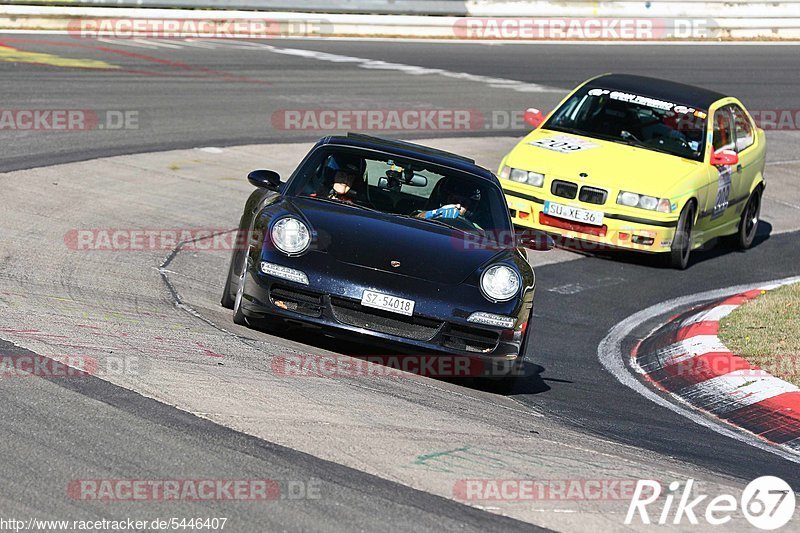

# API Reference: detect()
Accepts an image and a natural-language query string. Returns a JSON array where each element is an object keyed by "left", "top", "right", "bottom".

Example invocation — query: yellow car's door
[
  {"left": 729, "top": 103, "right": 761, "bottom": 207},
  {"left": 702, "top": 106, "right": 739, "bottom": 231}
]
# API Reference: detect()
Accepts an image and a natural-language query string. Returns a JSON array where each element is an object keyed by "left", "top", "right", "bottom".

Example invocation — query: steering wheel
[{"left": 441, "top": 214, "right": 479, "bottom": 232}]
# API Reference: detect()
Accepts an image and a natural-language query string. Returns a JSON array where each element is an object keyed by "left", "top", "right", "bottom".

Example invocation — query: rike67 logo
[{"left": 626, "top": 477, "right": 795, "bottom": 530}]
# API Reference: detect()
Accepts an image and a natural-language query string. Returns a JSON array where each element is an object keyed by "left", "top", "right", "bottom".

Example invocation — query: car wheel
[
  {"left": 220, "top": 247, "right": 243, "bottom": 309},
  {"left": 669, "top": 202, "right": 695, "bottom": 270},
  {"left": 735, "top": 187, "right": 761, "bottom": 250},
  {"left": 232, "top": 255, "right": 250, "bottom": 326}
]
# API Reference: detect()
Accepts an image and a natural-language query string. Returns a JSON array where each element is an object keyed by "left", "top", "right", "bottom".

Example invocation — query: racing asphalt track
[{"left": 1, "top": 35, "right": 800, "bottom": 531}]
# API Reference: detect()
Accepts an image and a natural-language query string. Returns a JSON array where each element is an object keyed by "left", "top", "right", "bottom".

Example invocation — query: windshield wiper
[
  {"left": 300, "top": 195, "right": 384, "bottom": 214},
  {"left": 546, "top": 124, "right": 593, "bottom": 137},
  {"left": 617, "top": 136, "right": 677, "bottom": 156}
]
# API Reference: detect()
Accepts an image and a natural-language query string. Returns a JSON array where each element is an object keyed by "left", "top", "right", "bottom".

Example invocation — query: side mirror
[
  {"left": 709, "top": 149, "right": 738, "bottom": 166},
  {"left": 248, "top": 169, "right": 281, "bottom": 190},
  {"left": 523, "top": 108, "right": 546, "bottom": 128},
  {"left": 518, "top": 230, "right": 555, "bottom": 251}
]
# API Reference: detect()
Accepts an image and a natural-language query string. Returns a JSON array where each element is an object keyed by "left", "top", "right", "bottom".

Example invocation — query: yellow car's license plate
[{"left": 544, "top": 201, "right": 604, "bottom": 226}]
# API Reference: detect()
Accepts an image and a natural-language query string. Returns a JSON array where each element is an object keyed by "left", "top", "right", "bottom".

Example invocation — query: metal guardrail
[{"left": 6, "top": 0, "right": 799, "bottom": 15}]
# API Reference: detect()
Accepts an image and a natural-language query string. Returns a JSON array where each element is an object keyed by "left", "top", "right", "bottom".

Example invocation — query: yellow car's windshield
[{"left": 543, "top": 85, "right": 707, "bottom": 161}]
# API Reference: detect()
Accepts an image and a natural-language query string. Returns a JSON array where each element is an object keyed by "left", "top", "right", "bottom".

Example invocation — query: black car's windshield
[
  {"left": 543, "top": 86, "right": 708, "bottom": 161},
  {"left": 284, "top": 146, "right": 510, "bottom": 235}
]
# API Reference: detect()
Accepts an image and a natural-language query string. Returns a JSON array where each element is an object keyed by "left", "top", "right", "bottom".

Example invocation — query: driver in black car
[
  {"left": 315, "top": 154, "right": 366, "bottom": 204},
  {"left": 418, "top": 178, "right": 482, "bottom": 223}
]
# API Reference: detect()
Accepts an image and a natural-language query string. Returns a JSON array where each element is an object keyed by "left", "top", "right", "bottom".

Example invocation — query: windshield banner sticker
[
  {"left": 529, "top": 135, "right": 600, "bottom": 153},
  {"left": 587, "top": 88, "right": 707, "bottom": 118}
]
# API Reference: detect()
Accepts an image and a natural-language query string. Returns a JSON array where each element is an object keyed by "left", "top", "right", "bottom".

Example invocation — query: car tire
[
  {"left": 232, "top": 255, "right": 250, "bottom": 326},
  {"left": 669, "top": 202, "right": 695, "bottom": 270},
  {"left": 220, "top": 248, "right": 243, "bottom": 310},
  {"left": 734, "top": 187, "right": 761, "bottom": 250}
]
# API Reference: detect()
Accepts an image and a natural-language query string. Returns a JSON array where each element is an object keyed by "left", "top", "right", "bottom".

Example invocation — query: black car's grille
[
  {"left": 270, "top": 285, "right": 324, "bottom": 317},
  {"left": 441, "top": 324, "right": 500, "bottom": 353},
  {"left": 551, "top": 180, "right": 578, "bottom": 199},
  {"left": 578, "top": 186, "right": 608, "bottom": 205},
  {"left": 330, "top": 297, "right": 442, "bottom": 341}
]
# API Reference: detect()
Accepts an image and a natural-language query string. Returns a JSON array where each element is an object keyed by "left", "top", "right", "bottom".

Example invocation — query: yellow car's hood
[{"left": 505, "top": 129, "right": 703, "bottom": 196}]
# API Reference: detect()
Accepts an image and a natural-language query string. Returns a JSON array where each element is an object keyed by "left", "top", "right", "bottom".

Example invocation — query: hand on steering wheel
[{"left": 424, "top": 203, "right": 463, "bottom": 220}]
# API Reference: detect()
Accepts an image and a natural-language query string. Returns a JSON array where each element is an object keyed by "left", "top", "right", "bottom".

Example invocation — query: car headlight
[
  {"left": 271, "top": 217, "right": 310, "bottom": 254},
  {"left": 500, "top": 166, "right": 544, "bottom": 187},
  {"left": 617, "top": 191, "right": 672, "bottom": 213},
  {"left": 480, "top": 265, "right": 521, "bottom": 302}
]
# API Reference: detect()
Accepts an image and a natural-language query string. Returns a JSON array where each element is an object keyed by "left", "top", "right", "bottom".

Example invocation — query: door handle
[{"left": 736, "top": 164, "right": 743, "bottom": 173}]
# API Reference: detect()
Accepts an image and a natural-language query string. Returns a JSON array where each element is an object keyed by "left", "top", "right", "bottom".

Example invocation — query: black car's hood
[{"left": 285, "top": 197, "right": 507, "bottom": 285}]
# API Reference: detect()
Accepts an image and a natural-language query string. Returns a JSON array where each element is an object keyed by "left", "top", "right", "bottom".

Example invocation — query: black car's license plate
[{"left": 361, "top": 290, "right": 415, "bottom": 316}]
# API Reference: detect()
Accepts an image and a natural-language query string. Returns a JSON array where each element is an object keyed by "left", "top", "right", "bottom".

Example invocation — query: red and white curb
[
  {"left": 599, "top": 276, "right": 800, "bottom": 463},
  {"left": 633, "top": 282, "right": 800, "bottom": 453}
]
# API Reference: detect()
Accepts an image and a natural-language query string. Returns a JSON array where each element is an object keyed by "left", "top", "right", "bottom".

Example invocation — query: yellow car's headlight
[
  {"left": 500, "top": 166, "right": 544, "bottom": 187},
  {"left": 617, "top": 191, "right": 672, "bottom": 213}
]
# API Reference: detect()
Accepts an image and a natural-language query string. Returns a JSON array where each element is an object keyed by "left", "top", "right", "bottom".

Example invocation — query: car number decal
[
  {"left": 711, "top": 165, "right": 732, "bottom": 219},
  {"left": 529, "top": 136, "right": 599, "bottom": 154}
]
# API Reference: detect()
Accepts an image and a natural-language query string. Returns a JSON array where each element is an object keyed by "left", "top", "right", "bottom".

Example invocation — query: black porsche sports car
[{"left": 221, "top": 134, "right": 549, "bottom": 380}]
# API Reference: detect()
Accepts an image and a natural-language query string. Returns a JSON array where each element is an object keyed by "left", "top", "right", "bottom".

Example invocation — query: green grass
[{"left": 719, "top": 282, "right": 800, "bottom": 387}]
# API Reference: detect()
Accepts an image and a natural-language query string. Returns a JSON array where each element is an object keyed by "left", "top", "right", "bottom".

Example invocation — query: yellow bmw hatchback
[{"left": 498, "top": 73, "right": 766, "bottom": 269}]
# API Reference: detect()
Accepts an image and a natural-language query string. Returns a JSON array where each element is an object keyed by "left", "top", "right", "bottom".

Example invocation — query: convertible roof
[
  {"left": 318, "top": 133, "right": 496, "bottom": 182},
  {"left": 588, "top": 74, "right": 727, "bottom": 109}
]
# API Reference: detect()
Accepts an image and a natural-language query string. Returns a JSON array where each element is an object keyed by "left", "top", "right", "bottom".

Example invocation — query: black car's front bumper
[{"left": 239, "top": 269, "right": 526, "bottom": 363}]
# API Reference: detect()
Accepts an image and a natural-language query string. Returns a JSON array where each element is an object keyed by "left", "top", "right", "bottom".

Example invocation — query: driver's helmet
[
  {"left": 439, "top": 178, "right": 481, "bottom": 211},
  {"left": 326, "top": 153, "right": 365, "bottom": 185}
]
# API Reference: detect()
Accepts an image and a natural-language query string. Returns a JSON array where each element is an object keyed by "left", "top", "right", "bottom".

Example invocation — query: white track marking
[
  {"left": 598, "top": 275, "right": 800, "bottom": 463},
  {"left": 138, "top": 39, "right": 184, "bottom": 49},
  {"left": 231, "top": 42, "right": 561, "bottom": 93},
  {"left": 681, "top": 304, "right": 739, "bottom": 325},
  {"left": 179, "top": 39, "right": 222, "bottom": 48},
  {"left": 643, "top": 335, "right": 730, "bottom": 369},
  {"left": 97, "top": 37, "right": 159, "bottom": 49},
  {"left": 681, "top": 371, "right": 799, "bottom": 415}
]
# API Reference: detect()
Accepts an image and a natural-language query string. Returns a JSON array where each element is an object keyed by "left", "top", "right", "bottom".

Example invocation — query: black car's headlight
[
  {"left": 271, "top": 217, "right": 310, "bottom": 255},
  {"left": 480, "top": 265, "right": 520, "bottom": 302}
]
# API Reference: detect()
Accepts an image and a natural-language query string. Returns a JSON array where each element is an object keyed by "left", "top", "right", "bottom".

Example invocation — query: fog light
[
  {"left": 260, "top": 262, "right": 309, "bottom": 285},
  {"left": 467, "top": 312, "right": 515, "bottom": 329},
  {"left": 631, "top": 235, "right": 655, "bottom": 246}
]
